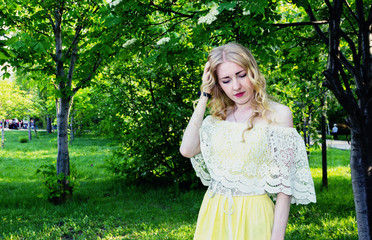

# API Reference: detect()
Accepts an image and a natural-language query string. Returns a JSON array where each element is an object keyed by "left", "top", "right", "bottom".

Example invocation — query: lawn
[{"left": 0, "top": 130, "right": 357, "bottom": 239}]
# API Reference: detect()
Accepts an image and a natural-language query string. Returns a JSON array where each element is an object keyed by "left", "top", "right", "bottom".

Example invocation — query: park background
[{"left": 1, "top": 0, "right": 371, "bottom": 239}]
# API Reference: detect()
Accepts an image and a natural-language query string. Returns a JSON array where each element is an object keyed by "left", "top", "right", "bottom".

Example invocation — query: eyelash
[
  {"left": 221, "top": 74, "right": 247, "bottom": 84},
  {"left": 239, "top": 73, "right": 247, "bottom": 78}
]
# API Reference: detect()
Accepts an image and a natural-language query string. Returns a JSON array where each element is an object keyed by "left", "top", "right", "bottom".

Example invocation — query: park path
[{"left": 327, "top": 139, "right": 351, "bottom": 150}]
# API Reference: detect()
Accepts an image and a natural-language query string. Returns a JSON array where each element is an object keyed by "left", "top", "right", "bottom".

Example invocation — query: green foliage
[
  {"left": 2, "top": 0, "right": 350, "bottom": 203},
  {"left": 96, "top": 40, "right": 206, "bottom": 186},
  {"left": 18, "top": 136, "right": 28, "bottom": 143},
  {"left": 94, "top": 0, "right": 287, "bottom": 186},
  {"left": 97, "top": 0, "right": 310, "bottom": 187},
  {"left": 0, "top": 79, "right": 41, "bottom": 120},
  {"left": 35, "top": 163, "right": 76, "bottom": 205},
  {"left": 69, "top": 87, "right": 98, "bottom": 135},
  {"left": 262, "top": 1, "right": 334, "bottom": 145}
]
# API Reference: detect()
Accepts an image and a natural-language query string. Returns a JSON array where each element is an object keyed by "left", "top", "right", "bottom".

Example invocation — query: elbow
[{"left": 179, "top": 145, "right": 197, "bottom": 159}]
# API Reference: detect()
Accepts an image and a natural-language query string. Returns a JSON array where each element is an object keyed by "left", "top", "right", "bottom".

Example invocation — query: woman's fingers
[
  {"left": 201, "top": 62, "right": 212, "bottom": 94},
  {"left": 202, "top": 62, "right": 211, "bottom": 84}
]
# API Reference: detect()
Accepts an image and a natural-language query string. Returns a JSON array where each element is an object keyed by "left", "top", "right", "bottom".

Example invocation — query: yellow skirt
[{"left": 194, "top": 191, "right": 274, "bottom": 240}]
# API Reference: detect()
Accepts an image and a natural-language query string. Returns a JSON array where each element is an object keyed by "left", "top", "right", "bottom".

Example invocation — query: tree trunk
[
  {"left": 47, "top": 115, "right": 52, "bottom": 133},
  {"left": 349, "top": 121, "right": 372, "bottom": 239},
  {"left": 1, "top": 119, "right": 4, "bottom": 148},
  {"left": 51, "top": 3, "right": 76, "bottom": 203},
  {"left": 70, "top": 112, "right": 74, "bottom": 143},
  {"left": 28, "top": 116, "right": 32, "bottom": 141},
  {"left": 307, "top": 105, "right": 312, "bottom": 145},
  {"left": 321, "top": 99, "right": 328, "bottom": 189},
  {"left": 294, "top": 0, "right": 372, "bottom": 237},
  {"left": 56, "top": 97, "right": 72, "bottom": 202},
  {"left": 303, "top": 116, "right": 307, "bottom": 145},
  {"left": 56, "top": 98, "right": 70, "bottom": 176},
  {"left": 34, "top": 118, "right": 37, "bottom": 138}
]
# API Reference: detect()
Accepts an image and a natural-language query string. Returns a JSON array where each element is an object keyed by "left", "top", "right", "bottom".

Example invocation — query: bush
[
  {"left": 36, "top": 163, "right": 76, "bottom": 204},
  {"left": 18, "top": 137, "right": 28, "bottom": 143}
]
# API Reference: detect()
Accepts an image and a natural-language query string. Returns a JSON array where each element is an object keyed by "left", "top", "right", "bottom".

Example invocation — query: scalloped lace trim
[{"left": 190, "top": 116, "right": 316, "bottom": 205}]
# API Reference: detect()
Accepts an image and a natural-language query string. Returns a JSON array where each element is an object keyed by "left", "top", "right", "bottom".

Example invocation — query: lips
[{"left": 234, "top": 92, "right": 245, "bottom": 98}]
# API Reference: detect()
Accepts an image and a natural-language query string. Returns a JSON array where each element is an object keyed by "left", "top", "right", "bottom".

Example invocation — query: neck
[
  {"left": 233, "top": 105, "right": 253, "bottom": 123},
  {"left": 234, "top": 102, "right": 253, "bottom": 112}
]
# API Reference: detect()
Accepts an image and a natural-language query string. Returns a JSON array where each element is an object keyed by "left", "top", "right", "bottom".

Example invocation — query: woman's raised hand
[{"left": 201, "top": 61, "right": 212, "bottom": 94}]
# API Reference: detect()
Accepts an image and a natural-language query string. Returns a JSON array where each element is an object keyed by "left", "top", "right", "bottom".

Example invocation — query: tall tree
[
  {"left": 1, "top": 0, "right": 139, "bottom": 202},
  {"left": 293, "top": 0, "right": 372, "bottom": 238}
]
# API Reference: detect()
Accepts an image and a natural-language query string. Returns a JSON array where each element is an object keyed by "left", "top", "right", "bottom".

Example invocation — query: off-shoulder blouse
[{"left": 191, "top": 115, "right": 316, "bottom": 204}]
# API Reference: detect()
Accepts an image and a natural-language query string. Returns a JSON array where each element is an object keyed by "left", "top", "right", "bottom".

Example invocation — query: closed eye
[{"left": 238, "top": 73, "right": 247, "bottom": 78}]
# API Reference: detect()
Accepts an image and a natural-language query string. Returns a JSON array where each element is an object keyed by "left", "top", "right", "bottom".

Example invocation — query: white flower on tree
[
  {"left": 198, "top": 5, "right": 220, "bottom": 25},
  {"left": 122, "top": 38, "right": 137, "bottom": 48},
  {"left": 156, "top": 37, "right": 171, "bottom": 45},
  {"left": 242, "top": 10, "right": 251, "bottom": 16},
  {"left": 108, "top": 0, "right": 121, "bottom": 7}
]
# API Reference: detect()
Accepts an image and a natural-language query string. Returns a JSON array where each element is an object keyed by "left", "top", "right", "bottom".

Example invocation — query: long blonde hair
[{"left": 201, "top": 42, "right": 272, "bottom": 129}]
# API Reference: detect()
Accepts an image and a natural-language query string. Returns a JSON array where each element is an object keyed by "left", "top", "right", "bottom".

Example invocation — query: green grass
[
  {"left": 287, "top": 148, "right": 356, "bottom": 240},
  {"left": 0, "top": 130, "right": 357, "bottom": 239}
]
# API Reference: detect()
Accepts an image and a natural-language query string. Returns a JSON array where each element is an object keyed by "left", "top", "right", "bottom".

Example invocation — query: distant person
[{"left": 332, "top": 124, "right": 339, "bottom": 140}]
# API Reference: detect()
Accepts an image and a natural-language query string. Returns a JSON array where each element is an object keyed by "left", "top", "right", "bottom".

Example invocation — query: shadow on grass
[{"left": 1, "top": 176, "right": 202, "bottom": 239}]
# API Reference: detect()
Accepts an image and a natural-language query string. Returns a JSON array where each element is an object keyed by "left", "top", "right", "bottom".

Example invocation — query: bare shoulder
[{"left": 268, "top": 101, "right": 293, "bottom": 128}]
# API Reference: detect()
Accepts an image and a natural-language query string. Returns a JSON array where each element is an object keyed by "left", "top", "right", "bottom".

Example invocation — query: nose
[{"left": 232, "top": 77, "right": 241, "bottom": 90}]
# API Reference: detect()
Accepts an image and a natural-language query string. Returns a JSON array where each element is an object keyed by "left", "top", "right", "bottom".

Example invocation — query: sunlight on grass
[
  {"left": 0, "top": 131, "right": 357, "bottom": 239},
  {"left": 312, "top": 166, "right": 351, "bottom": 179}
]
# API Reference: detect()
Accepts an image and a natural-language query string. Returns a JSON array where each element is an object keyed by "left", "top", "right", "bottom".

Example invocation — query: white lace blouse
[{"left": 191, "top": 116, "right": 316, "bottom": 204}]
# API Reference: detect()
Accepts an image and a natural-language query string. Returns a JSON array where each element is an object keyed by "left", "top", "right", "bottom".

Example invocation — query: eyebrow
[{"left": 220, "top": 70, "right": 245, "bottom": 80}]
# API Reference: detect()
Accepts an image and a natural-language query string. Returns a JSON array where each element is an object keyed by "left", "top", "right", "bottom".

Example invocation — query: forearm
[
  {"left": 271, "top": 193, "right": 291, "bottom": 240},
  {"left": 179, "top": 95, "right": 209, "bottom": 158}
]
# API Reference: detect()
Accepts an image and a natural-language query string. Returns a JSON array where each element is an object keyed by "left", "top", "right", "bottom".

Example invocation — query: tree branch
[
  {"left": 42, "top": 0, "right": 56, "bottom": 34},
  {"left": 343, "top": 0, "right": 359, "bottom": 21},
  {"left": 143, "top": 15, "right": 184, "bottom": 27},
  {"left": 20, "top": 65, "right": 54, "bottom": 74},
  {"left": 341, "top": 0, "right": 359, "bottom": 36},
  {"left": 339, "top": 30, "right": 359, "bottom": 69},
  {"left": 148, "top": 1, "right": 196, "bottom": 18},
  {"left": 65, "top": 4, "right": 100, "bottom": 58},
  {"left": 32, "top": 27, "right": 50, "bottom": 37},
  {"left": 299, "top": 1, "right": 329, "bottom": 44},
  {"left": 65, "top": 24, "right": 83, "bottom": 58},
  {"left": 367, "top": 3, "right": 372, "bottom": 25},
  {"left": 149, "top": 17, "right": 190, "bottom": 45},
  {"left": 324, "top": 0, "right": 350, "bottom": 98},
  {"left": 324, "top": 0, "right": 333, "bottom": 10},
  {"left": 356, "top": 0, "right": 370, "bottom": 88},
  {"left": 355, "top": 0, "right": 365, "bottom": 22},
  {"left": 338, "top": 60, "right": 354, "bottom": 96},
  {"left": 67, "top": 46, "right": 78, "bottom": 89},
  {"left": 339, "top": 52, "right": 358, "bottom": 78},
  {"left": 72, "top": 58, "right": 102, "bottom": 94},
  {"left": 273, "top": 20, "right": 329, "bottom": 28}
]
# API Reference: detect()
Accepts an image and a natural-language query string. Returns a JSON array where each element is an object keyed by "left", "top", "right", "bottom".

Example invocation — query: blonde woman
[{"left": 180, "top": 43, "right": 316, "bottom": 240}]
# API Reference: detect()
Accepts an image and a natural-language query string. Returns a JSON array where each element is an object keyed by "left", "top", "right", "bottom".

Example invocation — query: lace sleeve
[
  {"left": 190, "top": 153, "right": 211, "bottom": 186},
  {"left": 265, "top": 127, "right": 316, "bottom": 205},
  {"left": 189, "top": 116, "right": 214, "bottom": 186}
]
